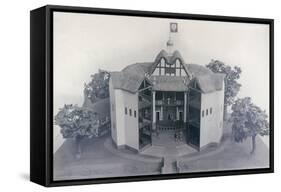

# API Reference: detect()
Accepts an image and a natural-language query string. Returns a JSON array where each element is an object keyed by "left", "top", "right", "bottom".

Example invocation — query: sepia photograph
[{"left": 52, "top": 11, "right": 271, "bottom": 181}]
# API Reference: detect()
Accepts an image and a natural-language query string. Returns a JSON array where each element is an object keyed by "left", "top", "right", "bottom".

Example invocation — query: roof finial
[{"left": 167, "top": 22, "right": 178, "bottom": 56}]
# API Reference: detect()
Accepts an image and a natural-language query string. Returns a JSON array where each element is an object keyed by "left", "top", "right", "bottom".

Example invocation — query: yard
[
  {"left": 53, "top": 120, "right": 270, "bottom": 180},
  {"left": 178, "top": 120, "right": 270, "bottom": 172},
  {"left": 178, "top": 135, "right": 269, "bottom": 173},
  {"left": 53, "top": 134, "right": 162, "bottom": 181}
]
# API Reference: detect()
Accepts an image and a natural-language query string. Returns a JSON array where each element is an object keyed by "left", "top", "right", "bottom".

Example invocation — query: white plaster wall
[
  {"left": 123, "top": 91, "right": 139, "bottom": 150},
  {"left": 114, "top": 89, "right": 126, "bottom": 146},
  {"left": 152, "top": 67, "right": 160, "bottom": 76},
  {"left": 109, "top": 78, "right": 118, "bottom": 144},
  {"left": 110, "top": 87, "right": 139, "bottom": 149},
  {"left": 200, "top": 85, "right": 224, "bottom": 148}
]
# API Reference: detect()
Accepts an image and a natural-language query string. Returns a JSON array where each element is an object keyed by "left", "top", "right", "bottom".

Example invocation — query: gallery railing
[
  {"left": 188, "top": 118, "right": 200, "bottom": 127},
  {"left": 156, "top": 120, "right": 185, "bottom": 131},
  {"left": 139, "top": 93, "right": 151, "bottom": 102},
  {"left": 139, "top": 118, "right": 151, "bottom": 129},
  {"left": 155, "top": 99, "right": 183, "bottom": 106}
]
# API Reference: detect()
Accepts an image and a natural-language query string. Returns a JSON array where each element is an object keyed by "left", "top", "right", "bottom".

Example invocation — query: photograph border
[{"left": 30, "top": 4, "right": 274, "bottom": 187}]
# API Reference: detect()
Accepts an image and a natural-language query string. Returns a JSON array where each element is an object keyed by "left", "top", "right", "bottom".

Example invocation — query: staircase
[
  {"left": 161, "top": 157, "right": 178, "bottom": 174},
  {"left": 161, "top": 145, "right": 179, "bottom": 174}
]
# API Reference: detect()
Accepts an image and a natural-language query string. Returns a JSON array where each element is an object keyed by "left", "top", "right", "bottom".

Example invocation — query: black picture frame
[{"left": 30, "top": 5, "right": 274, "bottom": 187}]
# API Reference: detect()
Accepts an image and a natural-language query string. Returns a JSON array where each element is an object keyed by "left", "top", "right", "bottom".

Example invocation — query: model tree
[
  {"left": 84, "top": 69, "right": 110, "bottom": 103},
  {"left": 230, "top": 97, "right": 269, "bottom": 154},
  {"left": 55, "top": 104, "right": 100, "bottom": 159},
  {"left": 206, "top": 60, "right": 242, "bottom": 119}
]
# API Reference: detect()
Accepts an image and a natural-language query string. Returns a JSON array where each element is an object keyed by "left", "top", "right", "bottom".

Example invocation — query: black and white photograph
[
  {"left": 52, "top": 10, "right": 272, "bottom": 181},
  {"left": 1, "top": 0, "right": 281, "bottom": 191}
]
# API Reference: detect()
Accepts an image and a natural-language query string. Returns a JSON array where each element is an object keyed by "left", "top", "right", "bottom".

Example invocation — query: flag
[{"left": 170, "top": 22, "right": 178, "bottom": 33}]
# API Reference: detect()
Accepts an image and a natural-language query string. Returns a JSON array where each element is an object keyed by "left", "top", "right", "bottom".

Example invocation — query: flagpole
[{"left": 167, "top": 22, "right": 177, "bottom": 56}]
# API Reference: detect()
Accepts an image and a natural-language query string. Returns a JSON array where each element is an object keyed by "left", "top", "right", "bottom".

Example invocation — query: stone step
[{"left": 161, "top": 157, "right": 178, "bottom": 174}]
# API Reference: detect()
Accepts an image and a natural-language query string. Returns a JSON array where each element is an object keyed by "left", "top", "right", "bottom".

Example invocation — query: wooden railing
[
  {"left": 155, "top": 99, "right": 183, "bottom": 106},
  {"left": 139, "top": 93, "right": 151, "bottom": 102}
]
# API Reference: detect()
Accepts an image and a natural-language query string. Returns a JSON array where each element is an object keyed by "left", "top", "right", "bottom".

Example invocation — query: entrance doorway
[
  {"left": 179, "top": 111, "right": 183, "bottom": 121},
  {"left": 156, "top": 111, "right": 160, "bottom": 121},
  {"left": 167, "top": 114, "right": 172, "bottom": 120},
  {"left": 164, "top": 107, "right": 176, "bottom": 121}
]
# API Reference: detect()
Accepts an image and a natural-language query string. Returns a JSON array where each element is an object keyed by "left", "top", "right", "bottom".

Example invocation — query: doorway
[
  {"left": 179, "top": 111, "right": 183, "bottom": 121},
  {"left": 156, "top": 111, "right": 160, "bottom": 121},
  {"left": 165, "top": 107, "right": 176, "bottom": 121}
]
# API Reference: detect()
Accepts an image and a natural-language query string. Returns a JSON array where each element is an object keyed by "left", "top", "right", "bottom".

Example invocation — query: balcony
[
  {"left": 139, "top": 93, "right": 151, "bottom": 102},
  {"left": 189, "top": 97, "right": 200, "bottom": 109},
  {"left": 188, "top": 118, "right": 200, "bottom": 128},
  {"left": 139, "top": 118, "right": 151, "bottom": 129},
  {"left": 155, "top": 99, "right": 184, "bottom": 106},
  {"left": 139, "top": 100, "right": 151, "bottom": 109}
]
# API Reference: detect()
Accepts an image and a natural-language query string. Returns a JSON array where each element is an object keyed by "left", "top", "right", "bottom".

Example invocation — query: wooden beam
[{"left": 138, "top": 86, "right": 152, "bottom": 92}]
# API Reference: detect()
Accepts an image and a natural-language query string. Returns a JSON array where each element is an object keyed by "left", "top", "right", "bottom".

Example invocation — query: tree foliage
[
  {"left": 230, "top": 97, "right": 269, "bottom": 143},
  {"left": 55, "top": 104, "right": 100, "bottom": 139},
  {"left": 206, "top": 60, "right": 242, "bottom": 106},
  {"left": 84, "top": 70, "right": 110, "bottom": 103}
]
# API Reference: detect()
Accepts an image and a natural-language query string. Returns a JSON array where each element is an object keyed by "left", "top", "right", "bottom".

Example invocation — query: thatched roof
[
  {"left": 110, "top": 50, "right": 224, "bottom": 93},
  {"left": 171, "top": 50, "right": 185, "bottom": 64},
  {"left": 154, "top": 50, "right": 185, "bottom": 65},
  {"left": 122, "top": 62, "right": 152, "bottom": 77},
  {"left": 195, "top": 74, "right": 225, "bottom": 93},
  {"left": 185, "top": 63, "right": 213, "bottom": 76},
  {"left": 152, "top": 76, "right": 189, "bottom": 92},
  {"left": 110, "top": 71, "right": 144, "bottom": 93},
  {"left": 154, "top": 49, "right": 169, "bottom": 64}
]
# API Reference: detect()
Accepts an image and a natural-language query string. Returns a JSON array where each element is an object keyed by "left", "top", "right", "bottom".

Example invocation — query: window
[
  {"left": 125, "top": 107, "right": 127, "bottom": 115},
  {"left": 179, "top": 111, "right": 183, "bottom": 121},
  {"left": 206, "top": 109, "right": 208, "bottom": 116},
  {"left": 161, "top": 68, "right": 164, "bottom": 75},
  {"left": 202, "top": 110, "right": 204, "bottom": 117},
  {"left": 176, "top": 59, "right": 180, "bottom": 68},
  {"left": 161, "top": 58, "right": 165, "bottom": 67},
  {"left": 134, "top": 110, "right": 137, "bottom": 117},
  {"left": 129, "top": 109, "right": 132, "bottom": 116},
  {"left": 176, "top": 68, "right": 180, "bottom": 76},
  {"left": 210, "top": 107, "right": 212, "bottom": 114},
  {"left": 112, "top": 104, "right": 115, "bottom": 111}
]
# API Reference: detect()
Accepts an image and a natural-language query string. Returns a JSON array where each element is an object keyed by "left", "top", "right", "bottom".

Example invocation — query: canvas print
[{"left": 53, "top": 12, "right": 270, "bottom": 181}]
